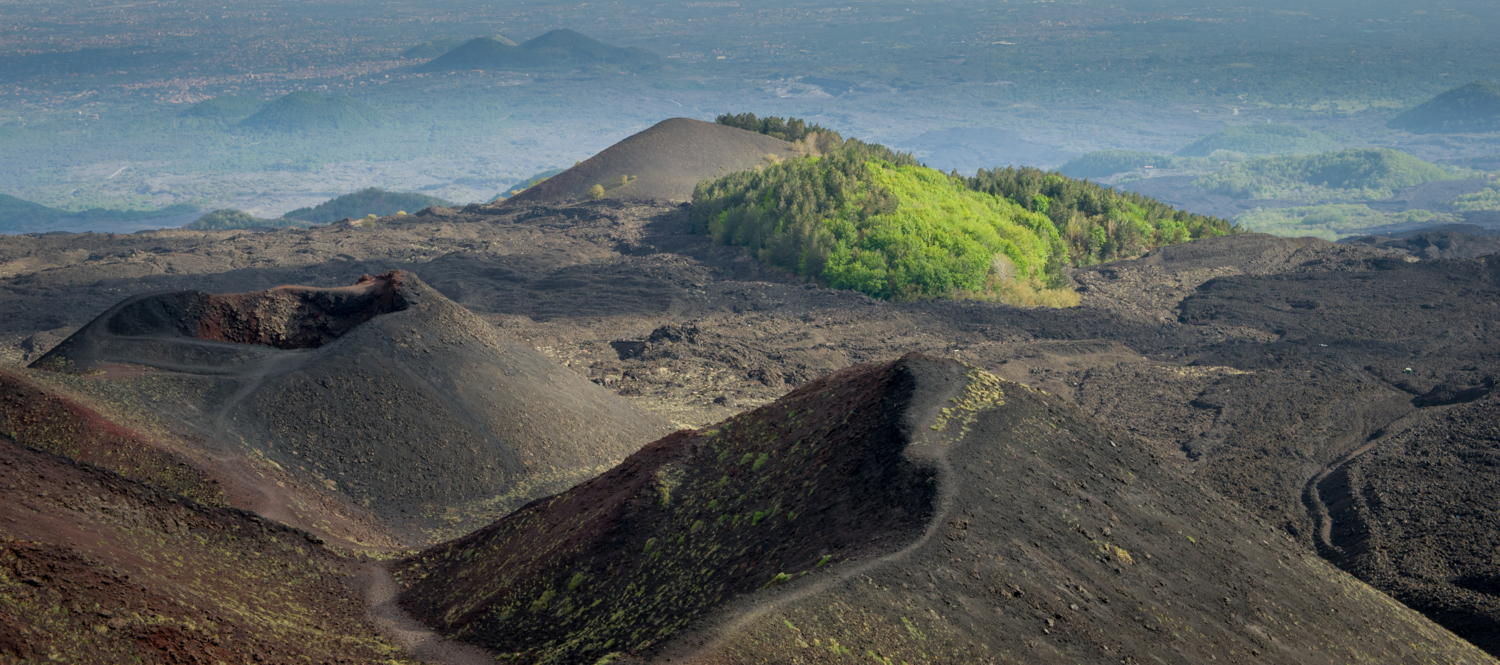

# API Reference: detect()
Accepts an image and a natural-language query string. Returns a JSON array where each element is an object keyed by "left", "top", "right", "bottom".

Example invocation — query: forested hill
[
  {"left": 1389, "top": 80, "right": 1500, "bottom": 134},
  {"left": 693, "top": 115, "right": 1234, "bottom": 307}
]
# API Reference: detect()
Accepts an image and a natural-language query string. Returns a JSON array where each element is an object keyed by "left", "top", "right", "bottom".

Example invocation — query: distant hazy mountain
[
  {"left": 282, "top": 188, "right": 453, "bottom": 224},
  {"left": 180, "top": 96, "right": 264, "bottom": 122},
  {"left": 401, "top": 38, "right": 486, "bottom": 59},
  {"left": 239, "top": 91, "right": 384, "bottom": 132},
  {"left": 418, "top": 29, "right": 659, "bottom": 73},
  {"left": 0, "top": 193, "right": 195, "bottom": 233},
  {"left": 1175, "top": 123, "right": 1339, "bottom": 157},
  {"left": 1389, "top": 80, "right": 1500, "bottom": 134}
]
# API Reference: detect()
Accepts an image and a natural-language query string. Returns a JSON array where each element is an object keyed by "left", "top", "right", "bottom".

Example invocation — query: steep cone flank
[
  {"left": 504, "top": 118, "right": 805, "bottom": 204},
  {"left": 396, "top": 354, "right": 961, "bottom": 663},
  {"left": 0, "top": 436, "right": 395, "bottom": 661},
  {"left": 31, "top": 271, "right": 671, "bottom": 544},
  {"left": 396, "top": 354, "right": 1490, "bottom": 664}
]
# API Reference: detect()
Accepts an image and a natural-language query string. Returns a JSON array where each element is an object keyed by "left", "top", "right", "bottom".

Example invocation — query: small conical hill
[
  {"left": 239, "top": 91, "right": 384, "bottom": 132},
  {"left": 31, "top": 271, "right": 672, "bottom": 543},
  {"left": 504, "top": 118, "right": 805, "bottom": 204},
  {"left": 1389, "top": 80, "right": 1500, "bottom": 134}
]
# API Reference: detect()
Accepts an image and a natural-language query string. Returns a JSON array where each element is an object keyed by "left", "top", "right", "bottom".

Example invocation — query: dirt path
[{"left": 359, "top": 563, "right": 496, "bottom": 665}]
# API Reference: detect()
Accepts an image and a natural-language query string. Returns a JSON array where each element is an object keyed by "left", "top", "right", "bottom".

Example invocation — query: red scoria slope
[
  {"left": 396, "top": 353, "right": 1493, "bottom": 664},
  {"left": 0, "top": 434, "right": 400, "bottom": 662}
]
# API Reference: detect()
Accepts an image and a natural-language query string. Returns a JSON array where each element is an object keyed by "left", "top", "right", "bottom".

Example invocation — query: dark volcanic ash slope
[
  {"left": 396, "top": 354, "right": 1490, "bottom": 664},
  {"left": 30, "top": 270, "right": 672, "bottom": 543},
  {"left": 1314, "top": 391, "right": 1500, "bottom": 654},
  {"left": 504, "top": 118, "right": 805, "bottom": 204},
  {"left": 5, "top": 202, "right": 1500, "bottom": 653},
  {"left": 0, "top": 435, "right": 397, "bottom": 662}
]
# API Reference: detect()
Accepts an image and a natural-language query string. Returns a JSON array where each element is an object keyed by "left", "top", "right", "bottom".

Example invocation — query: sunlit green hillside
[{"left": 693, "top": 117, "right": 1234, "bottom": 306}]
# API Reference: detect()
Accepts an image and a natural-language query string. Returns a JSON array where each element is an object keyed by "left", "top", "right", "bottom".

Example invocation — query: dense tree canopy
[
  {"left": 715, "top": 113, "right": 830, "bottom": 143},
  {"left": 967, "top": 166, "right": 1235, "bottom": 264},
  {"left": 693, "top": 115, "right": 1236, "bottom": 305}
]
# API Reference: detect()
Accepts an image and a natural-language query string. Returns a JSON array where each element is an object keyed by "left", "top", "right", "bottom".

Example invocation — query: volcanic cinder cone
[
  {"left": 31, "top": 270, "right": 672, "bottom": 543},
  {"left": 395, "top": 353, "right": 1491, "bottom": 664},
  {"left": 504, "top": 118, "right": 805, "bottom": 204}
]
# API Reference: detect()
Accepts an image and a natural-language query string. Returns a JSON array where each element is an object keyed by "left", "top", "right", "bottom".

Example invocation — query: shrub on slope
[
  {"left": 714, "top": 112, "right": 829, "bottom": 143},
  {"left": 1194, "top": 148, "right": 1473, "bottom": 201}
]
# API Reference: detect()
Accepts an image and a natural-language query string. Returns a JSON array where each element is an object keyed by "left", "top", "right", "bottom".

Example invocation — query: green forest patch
[
  {"left": 692, "top": 117, "right": 1234, "bottom": 307},
  {"left": 1194, "top": 148, "right": 1474, "bottom": 202}
]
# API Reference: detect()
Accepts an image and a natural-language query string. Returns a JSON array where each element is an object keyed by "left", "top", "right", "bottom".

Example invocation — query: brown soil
[{"left": 504, "top": 118, "right": 805, "bottom": 204}]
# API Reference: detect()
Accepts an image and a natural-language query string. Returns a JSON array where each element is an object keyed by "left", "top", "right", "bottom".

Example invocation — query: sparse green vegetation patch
[{"left": 1450, "top": 180, "right": 1500, "bottom": 212}]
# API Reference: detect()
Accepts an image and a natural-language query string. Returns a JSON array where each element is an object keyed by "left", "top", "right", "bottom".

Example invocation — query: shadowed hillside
[
  {"left": 504, "top": 118, "right": 804, "bottom": 204},
  {"left": 179, "top": 96, "right": 264, "bottom": 122},
  {"left": 239, "top": 91, "right": 385, "bottom": 132},
  {"left": 1389, "top": 81, "right": 1500, "bottom": 134},
  {"left": 397, "top": 354, "right": 1491, "bottom": 664}
]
